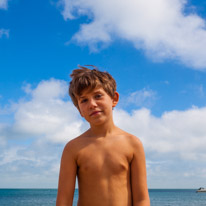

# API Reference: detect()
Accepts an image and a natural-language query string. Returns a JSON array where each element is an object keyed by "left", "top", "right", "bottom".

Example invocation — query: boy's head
[{"left": 69, "top": 65, "right": 117, "bottom": 109}]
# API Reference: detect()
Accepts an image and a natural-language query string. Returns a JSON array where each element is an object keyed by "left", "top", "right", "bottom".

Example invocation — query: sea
[{"left": 0, "top": 189, "right": 206, "bottom": 206}]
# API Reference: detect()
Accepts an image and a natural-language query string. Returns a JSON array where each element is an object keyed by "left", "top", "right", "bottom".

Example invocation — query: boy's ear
[{"left": 112, "top": 92, "right": 119, "bottom": 108}]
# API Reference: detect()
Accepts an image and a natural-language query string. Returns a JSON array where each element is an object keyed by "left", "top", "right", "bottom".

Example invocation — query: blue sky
[{"left": 1, "top": 0, "right": 206, "bottom": 189}]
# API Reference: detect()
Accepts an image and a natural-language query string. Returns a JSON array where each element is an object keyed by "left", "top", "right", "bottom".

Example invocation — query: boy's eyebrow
[
  {"left": 78, "top": 89, "right": 103, "bottom": 99},
  {"left": 93, "top": 90, "right": 102, "bottom": 94},
  {"left": 79, "top": 95, "right": 87, "bottom": 99}
]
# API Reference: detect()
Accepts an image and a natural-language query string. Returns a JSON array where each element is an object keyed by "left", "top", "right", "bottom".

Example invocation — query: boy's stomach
[{"left": 77, "top": 174, "right": 132, "bottom": 206}]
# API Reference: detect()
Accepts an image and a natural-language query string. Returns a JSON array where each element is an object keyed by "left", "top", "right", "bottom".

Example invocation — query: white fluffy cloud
[
  {"left": 60, "top": 0, "right": 206, "bottom": 69},
  {"left": 0, "top": 0, "right": 8, "bottom": 9},
  {"left": 0, "top": 79, "right": 88, "bottom": 187},
  {"left": 0, "top": 142, "right": 63, "bottom": 188},
  {"left": 114, "top": 106, "right": 206, "bottom": 161},
  {"left": 12, "top": 79, "right": 87, "bottom": 143}
]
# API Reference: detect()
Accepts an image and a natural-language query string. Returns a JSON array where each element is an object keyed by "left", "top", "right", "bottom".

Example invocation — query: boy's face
[{"left": 77, "top": 87, "right": 119, "bottom": 126}]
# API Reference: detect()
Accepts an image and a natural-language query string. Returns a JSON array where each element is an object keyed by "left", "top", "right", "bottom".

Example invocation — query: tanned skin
[{"left": 56, "top": 87, "right": 150, "bottom": 206}]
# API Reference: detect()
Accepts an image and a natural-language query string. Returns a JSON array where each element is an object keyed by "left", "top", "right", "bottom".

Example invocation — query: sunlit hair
[{"left": 69, "top": 65, "right": 117, "bottom": 108}]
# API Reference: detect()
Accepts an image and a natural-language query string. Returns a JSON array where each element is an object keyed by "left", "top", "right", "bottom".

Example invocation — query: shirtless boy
[{"left": 56, "top": 66, "right": 150, "bottom": 206}]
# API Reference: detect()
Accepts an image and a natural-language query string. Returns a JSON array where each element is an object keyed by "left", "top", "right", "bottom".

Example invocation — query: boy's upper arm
[
  {"left": 56, "top": 141, "right": 77, "bottom": 206},
  {"left": 130, "top": 137, "right": 150, "bottom": 206}
]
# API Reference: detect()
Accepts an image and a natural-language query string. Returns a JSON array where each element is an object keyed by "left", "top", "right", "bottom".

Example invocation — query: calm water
[{"left": 0, "top": 189, "right": 206, "bottom": 206}]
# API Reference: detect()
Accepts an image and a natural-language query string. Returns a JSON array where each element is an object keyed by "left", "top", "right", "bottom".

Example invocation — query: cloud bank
[
  {"left": 4, "top": 79, "right": 206, "bottom": 160},
  {"left": 59, "top": 0, "right": 206, "bottom": 69},
  {"left": 1, "top": 79, "right": 206, "bottom": 187},
  {"left": 0, "top": 79, "right": 87, "bottom": 188},
  {"left": 114, "top": 107, "right": 206, "bottom": 160},
  {"left": 12, "top": 79, "right": 87, "bottom": 143}
]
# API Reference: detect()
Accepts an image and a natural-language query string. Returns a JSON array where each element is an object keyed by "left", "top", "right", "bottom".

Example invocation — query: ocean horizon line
[{"left": 0, "top": 187, "right": 199, "bottom": 190}]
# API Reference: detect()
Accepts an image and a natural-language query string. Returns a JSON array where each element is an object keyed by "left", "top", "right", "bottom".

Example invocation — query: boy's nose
[{"left": 89, "top": 98, "right": 97, "bottom": 108}]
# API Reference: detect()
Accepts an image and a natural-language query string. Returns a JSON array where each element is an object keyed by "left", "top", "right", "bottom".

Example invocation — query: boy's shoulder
[
  {"left": 63, "top": 130, "right": 90, "bottom": 152},
  {"left": 118, "top": 128, "right": 144, "bottom": 148}
]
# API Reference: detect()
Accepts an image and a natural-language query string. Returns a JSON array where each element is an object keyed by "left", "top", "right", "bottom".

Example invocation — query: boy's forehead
[{"left": 79, "top": 86, "right": 104, "bottom": 97}]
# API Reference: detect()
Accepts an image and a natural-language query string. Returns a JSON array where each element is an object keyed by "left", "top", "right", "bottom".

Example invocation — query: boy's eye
[
  {"left": 95, "top": 94, "right": 102, "bottom": 99},
  {"left": 81, "top": 99, "right": 88, "bottom": 103}
]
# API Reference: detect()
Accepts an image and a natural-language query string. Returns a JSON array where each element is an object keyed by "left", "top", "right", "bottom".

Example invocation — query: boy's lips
[{"left": 89, "top": 111, "right": 102, "bottom": 116}]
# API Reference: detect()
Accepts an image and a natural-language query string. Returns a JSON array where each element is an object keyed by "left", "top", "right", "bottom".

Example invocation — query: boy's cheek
[
  {"left": 80, "top": 112, "right": 85, "bottom": 118},
  {"left": 78, "top": 108, "right": 84, "bottom": 117}
]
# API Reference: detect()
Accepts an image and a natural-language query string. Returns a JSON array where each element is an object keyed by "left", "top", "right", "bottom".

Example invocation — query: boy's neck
[{"left": 89, "top": 120, "right": 117, "bottom": 138}]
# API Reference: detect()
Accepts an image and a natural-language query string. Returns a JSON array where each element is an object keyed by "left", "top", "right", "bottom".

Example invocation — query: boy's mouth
[{"left": 89, "top": 111, "right": 102, "bottom": 116}]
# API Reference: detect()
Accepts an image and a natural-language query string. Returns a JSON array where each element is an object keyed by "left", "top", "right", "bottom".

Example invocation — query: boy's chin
[{"left": 88, "top": 118, "right": 107, "bottom": 126}]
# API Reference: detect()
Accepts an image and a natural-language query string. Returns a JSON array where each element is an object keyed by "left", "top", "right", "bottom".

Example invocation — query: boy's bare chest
[{"left": 76, "top": 140, "right": 133, "bottom": 176}]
